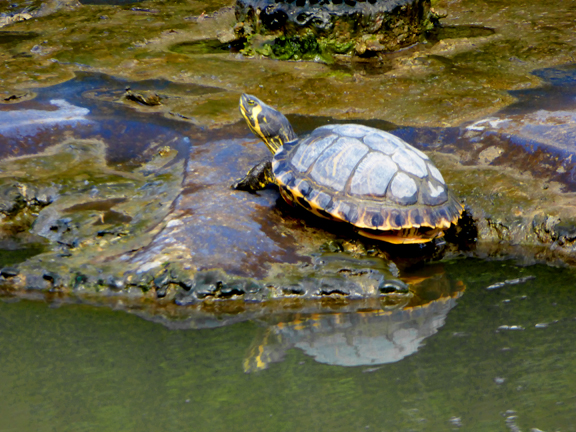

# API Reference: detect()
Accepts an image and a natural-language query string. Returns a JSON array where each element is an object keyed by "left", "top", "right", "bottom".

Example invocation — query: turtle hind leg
[{"left": 232, "top": 159, "right": 274, "bottom": 192}]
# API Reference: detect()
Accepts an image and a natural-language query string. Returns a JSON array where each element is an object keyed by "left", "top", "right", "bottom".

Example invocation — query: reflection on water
[
  {"left": 244, "top": 294, "right": 461, "bottom": 371},
  {"left": 170, "top": 39, "right": 245, "bottom": 55},
  {"left": 243, "top": 263, "right": 465, "bottom": 371},
  {"left": 0, "top": 99, "right": 91, "bottom": 137},
  {"left": 0, "top": 259, "right": 575, "bottom": 431},
  {"left": 0, "top": 72, "right": 215, "bottom": 165},
  {"left": 0, "top": 31, "right": 40, "bottom": 45},
  {"left": 425, "top": 25, "right": 496, "bottom": 43}
]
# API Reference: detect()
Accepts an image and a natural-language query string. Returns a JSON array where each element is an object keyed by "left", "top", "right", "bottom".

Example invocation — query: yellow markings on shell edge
[
  {"left": 243, "top": 328, "right": 273, "bottom": 372},
  {"left": 358, "top": 227, "right": 444, "bottom": 244},
  {"left": 280, "top": 171, "right": 464, "bottom": 244}
]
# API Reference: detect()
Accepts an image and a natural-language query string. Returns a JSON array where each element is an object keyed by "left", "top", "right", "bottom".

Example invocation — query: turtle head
[{"left": 239, "top": 94, "right": 297, "bottom": 154}]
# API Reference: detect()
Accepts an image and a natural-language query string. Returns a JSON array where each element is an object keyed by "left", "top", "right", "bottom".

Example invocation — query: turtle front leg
[{"left": 232, "top": 159, "right": 274, "bottom": 192}]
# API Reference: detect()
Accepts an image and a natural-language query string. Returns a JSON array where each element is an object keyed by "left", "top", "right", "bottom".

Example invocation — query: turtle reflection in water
[
  {"left": 244, "top": 289, "right": 463, "bottom": 372},
  {"left": 235, "top": 94, "right": 463, "bottom": 244}
]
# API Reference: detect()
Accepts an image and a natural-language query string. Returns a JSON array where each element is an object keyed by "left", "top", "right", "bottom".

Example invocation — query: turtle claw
[
  {"left": 232, "top": 159, "right": 273, "bottom": 192},
  {"left": 232, "top": 176, "right": 253, "bottom": 191}
]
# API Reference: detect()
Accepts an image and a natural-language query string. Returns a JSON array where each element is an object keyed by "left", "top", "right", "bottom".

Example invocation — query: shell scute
[
  {"left": 371, "top": 212, "right": 384, "bottom": 228},
  {"left": 296, "top": 195, "right": 312, "bottom": 210},
  {"left": 389, "top": 209, "right": 405, "bottom": 230},
  {"left": 391, "top": 148, "right": 428, "bottom": 178},
  {"left": 278, "top": 171, "right": 296, "bottom": 188},
  {"left": 310, "top": 190, "right": 333, "bottom": 211},
  {"left": 388, "top": 172, "right": 418, "bottom": 205},
  {"left": 291, "top": 134, "right": 337, "bottom": 173},
  {"left": 411, "top": 146, "right": 430, "bottom": 161},
  {"left": 421, "top": 179, "right": 448, "bottom": 206},
  {"left": 309, "top": 137, "right": 369, "bottom": 192},
  {"left": 409, "top": 208, "right": 423, "bottom": 226},
  {"left": 332, "top": 124, "right": 373, "bottom": 138},
  {"left": 363, "top": 133, "right": 402, "bottom": 155},
  {"left": 427, "top": 162, "right": 446, "bottom": 184},
  {"left": 296, "top": 179, "right": 312, "bottom": 197},
  {"left": 273, "top": 123, "right": 463, "bottom": 241},
  {"left": 335, "top": 201, "right": 359, "bottom": 224},
  {"left": 349, "top": 152, "right": 397, "bottom": 198}
]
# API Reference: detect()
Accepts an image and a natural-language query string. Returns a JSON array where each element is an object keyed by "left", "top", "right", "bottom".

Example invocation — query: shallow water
[
  {"left": 1, "top": 0, "right": 576, "bottom": 429},
  {"left": 1, "top": 258, "right": 575, "bottom": 432}
]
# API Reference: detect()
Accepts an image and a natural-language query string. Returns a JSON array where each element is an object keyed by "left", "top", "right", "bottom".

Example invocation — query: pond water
[
  {"left": 1, "top": 258, "right": 576, "bottom": 432},
  {"left": 2, "top": 3, "right": 576, "bottom": 426}
]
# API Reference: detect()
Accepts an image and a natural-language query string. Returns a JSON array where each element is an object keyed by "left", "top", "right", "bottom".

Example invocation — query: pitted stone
[
  {"left": 349, "top": 153, "right": 397, "bottom": 197},
  {"left": 391, "top": 148, "right": 428, "bottom": 178},
  {"left": 236, "top": 0, "right": 431, "bottom": 34},
  {"left": 235, "top": 0, "right": 436, "bottom": 58}
]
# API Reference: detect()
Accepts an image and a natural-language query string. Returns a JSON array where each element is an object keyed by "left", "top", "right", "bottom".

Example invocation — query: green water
[{"left": 1, "top": 258, "right": 575, "bottom": 432}]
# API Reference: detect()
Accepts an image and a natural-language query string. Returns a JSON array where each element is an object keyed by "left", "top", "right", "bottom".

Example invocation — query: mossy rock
[{"left": 235, "top": 0, "right": 438, "bottom": 59}]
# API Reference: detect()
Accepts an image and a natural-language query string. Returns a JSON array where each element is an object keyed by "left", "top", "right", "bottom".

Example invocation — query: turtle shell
[{"left": 272, "top": 124, "right": 463, "bottom": 242}]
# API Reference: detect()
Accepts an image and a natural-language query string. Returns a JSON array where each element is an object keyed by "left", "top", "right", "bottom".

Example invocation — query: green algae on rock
[
  {"left": 235, "top": 0, "right": 438, "bottom": 60},
  {"left": 0, "top": 76, "right": 422, "bottom": 307},
  {"left": 0, "top": 138, "right": 185, "bottom": 292},
  {"left": 1, "top": 0, "right": 576, "bottom": 314},
  {"left": 3, "top": 0, "right": 576, "bottom": 128}
]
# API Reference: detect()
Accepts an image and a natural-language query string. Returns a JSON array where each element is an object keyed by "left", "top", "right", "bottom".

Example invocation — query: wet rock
[
  {"left": 0, "top": 117, "right": 186, "bottom": 294},
  {"left": 0, "top": 183, "right": 27, "bottom": 217},
  {"left": 0, "top": 0, "right": 574, "bottom": 326},
  {"left": 186, "top": 271, "right": 224, "bottom": 298},
  {"left": 173, "top": 270, "right": 249, "bottom": 305},
  {"left": 0, "top": 183, "right": 56, "bottom": 217},
  {"left": 3, "top": 54, "right": 576, "bottom": 316},
  {"left": 3, "top": 0, "right": 576, "bottom": 129},
  {"left": 122, "top": 87, "right": 162, "bottom": 106},
  {"left": 0, "top": 267, "right": 19, "bottom": 278},
  {"left": 24, "top": 273, "right": 52, "bottom": 290},
  {"left": 235, "top": 0, "right": 438, "bottom": 58},
  {"left": 0, "top": 106, "right": 535, "bottom": 308},
  {"left": 0, "top": 91, "right": 34, "bottom": 104}
]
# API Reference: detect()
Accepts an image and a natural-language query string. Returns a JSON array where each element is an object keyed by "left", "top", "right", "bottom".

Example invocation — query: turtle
[{"left": 234, "top": 94, "right": 463, "bottom": 244}]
